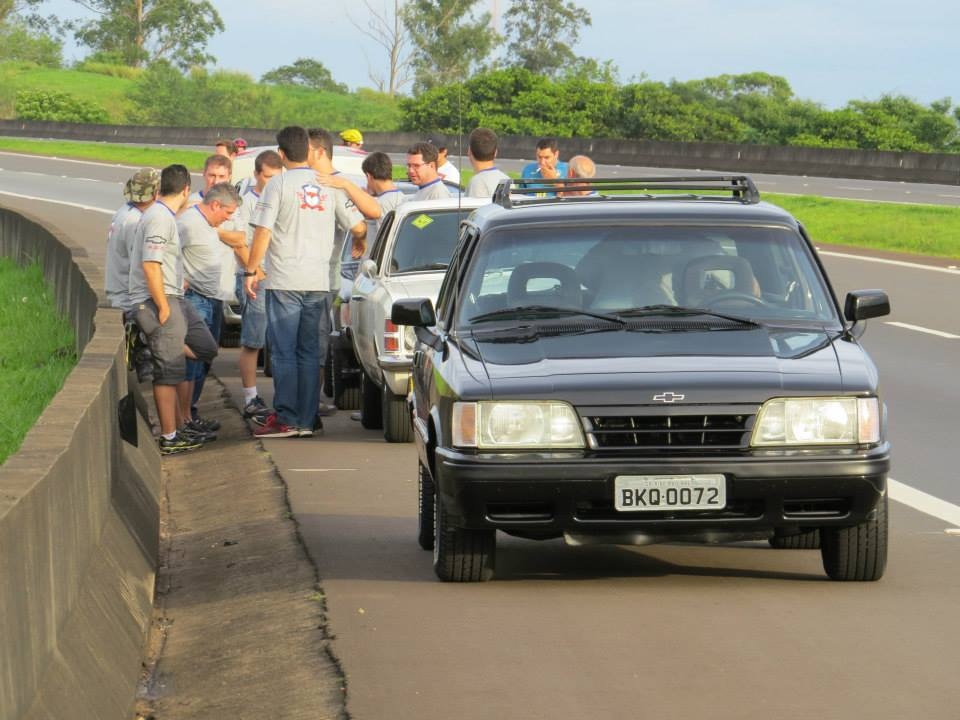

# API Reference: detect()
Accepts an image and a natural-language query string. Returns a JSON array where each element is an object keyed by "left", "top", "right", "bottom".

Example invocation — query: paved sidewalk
[{"left": 134, "top": 377, "right": 347, "bottom": 720}]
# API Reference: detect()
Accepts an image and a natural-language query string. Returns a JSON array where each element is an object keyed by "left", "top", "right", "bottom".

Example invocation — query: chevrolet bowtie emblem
[{"left": 653, "top": 392, "right": 685, "bottom": 403}]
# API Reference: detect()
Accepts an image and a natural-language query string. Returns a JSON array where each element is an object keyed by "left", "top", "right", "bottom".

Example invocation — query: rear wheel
[
  {"left": 383, "top": 386, "right": 413, "bottom": 443},
  {"left": 360, "top": 371, "right": 383, "bottom": 429},
  {"left": 417, "top": 462, "right": 435, "bottom": 551},
  {"left": 821, "top": 492, "right": 888, "bottom": 581},
  {"left": 433, "top": 492, "right": 495, "bottom": 582},
  {"left": 333, "top": 351, "right": 360, "bottom": 409},
  {"left": 769, "top": 528, "right": 821, "bottom": 549}
]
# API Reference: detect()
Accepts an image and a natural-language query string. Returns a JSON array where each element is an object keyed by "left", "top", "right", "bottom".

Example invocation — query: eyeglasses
[{"left": 406, "top": 162, "right": 427, "bottom": 169}]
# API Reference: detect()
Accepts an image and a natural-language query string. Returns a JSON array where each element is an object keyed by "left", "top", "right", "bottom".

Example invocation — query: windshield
[
  {"left": 457, "top": 224, "right": 838, "bottom": 326},
  {"left": 388, "top": 209, "right": 472, "bottom": 274}
]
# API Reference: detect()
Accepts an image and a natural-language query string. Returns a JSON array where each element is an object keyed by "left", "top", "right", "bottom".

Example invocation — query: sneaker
[
  {"left": 243, "top": 396, "right": 272, "bottom": 425},
  {"left": 350, "top": 411, "right": 362, "bottom": 422},
  {"left": 159, "top": 432, "right": 202, "bottom": 455},
  {"left": 313, "top": 415, "right": 324, "bottom": 432},
  {"left": 253, "top": 414, "right": 299, "bottom": 438},
  {"left": 181, "top": 419, "right": 217, "bottom": 443},
  {"left": 297, "top": 427, "right": 314, "bottom": 438},
  {"left": 191, "top": 415, "right": 221, "bottom": 432},
  {"left": 316, "top": 401, "right": 337, "bottom": 417}
]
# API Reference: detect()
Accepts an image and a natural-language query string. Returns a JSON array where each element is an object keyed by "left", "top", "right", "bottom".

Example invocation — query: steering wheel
[{"left": 704, "top": 291, "right": 766, "bottom": 307}]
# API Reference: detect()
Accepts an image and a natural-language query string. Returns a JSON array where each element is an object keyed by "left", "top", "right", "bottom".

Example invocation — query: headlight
[
  {"left": 751, "top": 397, "right": 880, "bottom": 446},
  {"left": 403, "top": 325, "right": 417, "bottom": 352},
  {"left": 452, "top": 401, "right": 585, "bottom": 449}
]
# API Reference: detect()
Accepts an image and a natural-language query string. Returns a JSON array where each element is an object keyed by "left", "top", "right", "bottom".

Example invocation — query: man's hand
[
  {"left": 158, "top": 303, "right": 170, "bottom": 325},
  {"left": 315, "top": 172, "right": 348, "bottom": 189},
  {"left": 244, "top": 274, "right": 259, "bottom": 300},
  {"left": 539, "top": 162, "right": 560, "bottom": 179}
]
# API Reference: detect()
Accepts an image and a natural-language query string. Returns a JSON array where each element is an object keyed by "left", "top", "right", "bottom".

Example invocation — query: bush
[
  {"left": 15, "top": 89, "right": 110, "bottom": 123},
  {"left": 0, "top": 23, "right": 62, "bottom": 68},
  {"left": 74, "top": 60, "right": 144, "bottom": 81}
]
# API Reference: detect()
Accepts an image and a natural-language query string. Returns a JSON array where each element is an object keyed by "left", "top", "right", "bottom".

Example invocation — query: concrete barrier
[
  {"left": 0, "top": 206, "right": 160, "bottom": 720},
  {"left": 3, "top": 119, "right": 958, "bottom": 184}
]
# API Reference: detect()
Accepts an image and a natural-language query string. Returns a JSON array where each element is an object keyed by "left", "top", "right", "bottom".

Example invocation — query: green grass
[
  {"left": 0, "top": 61, "right": 134, "bottom": 120},
  {"left": 0, "top": 259, "right": 76, "bottom": 465},
  {"left": 0, "top": 136, "right": 209, "bottom": 169},
  {"left": 767, "top": 193, "right": 960, "bottom": 259}
]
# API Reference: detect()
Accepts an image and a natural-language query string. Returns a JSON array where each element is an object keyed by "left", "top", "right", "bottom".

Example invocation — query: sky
[{"left": 43, "top": 0, "right": 959, "bottom": 109}]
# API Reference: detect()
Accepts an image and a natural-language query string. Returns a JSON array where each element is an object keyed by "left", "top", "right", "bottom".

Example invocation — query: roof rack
[{"left": 491, "top": 175, "right": 760, "bottom": 209}]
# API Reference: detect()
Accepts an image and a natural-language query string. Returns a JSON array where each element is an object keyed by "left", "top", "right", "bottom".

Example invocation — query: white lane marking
[
  {"left": 937, "top": 194, "right": 960, "bottom": 199},
  {"left": 0, "top": 150, "right": 143, "bottom": 170},
  {"left": 836, "top": 186, "right": 874, "bottom": 192},
  {"left": 288, "top": 468, "right": 358, "bottom": 473},
  {"left": 889, "top": 478, "right": 960, "bottom": 528},
  {"left": 885, "top": 321, "right": 960, "bottom": 339},
  {"left": 0, "top": 189, "right": 113, "bottom": 215},
  {"left": 818, "top": 249, "right": 960, "bottom": 274}
]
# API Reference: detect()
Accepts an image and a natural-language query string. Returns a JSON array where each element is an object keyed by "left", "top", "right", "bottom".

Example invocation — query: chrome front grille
[{"left": 584, "top": 412, "right": 753, "bottom": 451}]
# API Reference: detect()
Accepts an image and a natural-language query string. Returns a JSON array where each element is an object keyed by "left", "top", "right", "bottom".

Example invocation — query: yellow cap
[{"left": 339, "top": 128, "right": 363, "bottom": 144}]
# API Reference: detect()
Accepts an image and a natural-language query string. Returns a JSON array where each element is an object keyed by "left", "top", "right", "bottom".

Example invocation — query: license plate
[{"left": 614, "top": 474, "right": 726, "bottom": 512}]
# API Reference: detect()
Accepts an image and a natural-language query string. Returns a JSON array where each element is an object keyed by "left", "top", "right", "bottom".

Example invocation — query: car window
[
  {"left": 387, "top": 209, "right": 472, "bottom": 274},
  {"left": 457, "top": 224, "right": 837, "bottom": 324},
  {"left": 370, "top": 211, "right": 397, "bottom": 270}
]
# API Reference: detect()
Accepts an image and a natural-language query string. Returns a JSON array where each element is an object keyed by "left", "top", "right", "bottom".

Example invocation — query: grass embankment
[
  {"left": 0, "top": 63, "right": 134, "bottom": 119},
  {"left": 0, "top": 259, "right": 76, "bottom": 464},
  {"left": 0, "top": 136, "right": 209, "bottom": 168}
]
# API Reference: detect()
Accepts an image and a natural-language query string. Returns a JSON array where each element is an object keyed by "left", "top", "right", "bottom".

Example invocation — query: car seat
[
  {"left": 681, "top": 254, "right": 758, "bottom": 307},
  {"left": 507, "top": 262, "right": 581, "bottom": 309}
]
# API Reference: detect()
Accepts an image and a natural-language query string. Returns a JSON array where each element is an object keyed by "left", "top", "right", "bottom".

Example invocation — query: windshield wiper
[
  {"left": 615, "top": 305, "right": 760, "bottom": 327},
  {"left": 469, "top": 305, "right": 625, "bottom": 325},
  {"left": 400, "top": 262, "right": 449, "bottom": 273}
]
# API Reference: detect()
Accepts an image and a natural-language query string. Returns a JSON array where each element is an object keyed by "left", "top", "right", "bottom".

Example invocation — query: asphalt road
[{"left": 3, "top": 153, "right": 960, "bottom": 719}]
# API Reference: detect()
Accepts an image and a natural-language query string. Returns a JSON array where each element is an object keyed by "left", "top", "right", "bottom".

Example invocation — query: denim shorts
[
  {"left": 236, "top": 274, "right": 267, "bottom": 349},
  {"left": 134, "top": 297, "right": 218, "bottom": 386}
]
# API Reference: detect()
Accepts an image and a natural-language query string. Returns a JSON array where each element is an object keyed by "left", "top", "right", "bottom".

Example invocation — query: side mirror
[
  {"left": 392, "top": 298, "right": 436, "bottom": 327},
  {"left": 359, "top": 258, "right": 377, "bottom": 278},
  {"left": 844, "top": 290, "right": 890, "bottom": 322}
]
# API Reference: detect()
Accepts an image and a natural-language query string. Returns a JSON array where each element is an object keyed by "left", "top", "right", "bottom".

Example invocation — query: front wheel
[
  {"left": 417, "top": 462, "right": 434, "bottom": 551},
  {"left": 820, "top": 492, "right": 888, "bottom": 581},
  {"left": 769, "top": 528, "right": 821, "bottom": 549},
  {"left": 433, "top": 493, "right": 495, "bottom": 582}
]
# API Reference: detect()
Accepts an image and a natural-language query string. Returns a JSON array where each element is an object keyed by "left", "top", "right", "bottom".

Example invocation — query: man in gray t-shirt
[
  {"left": 244, "top": 126, "right": 365, "bottom": 437},
  {"left": 465, "top": 127, "right": 511, "bottom": 199},
  {"left": 105, "top": 167, "right": 158, "bottom": 311},
  {"left": 407, "top": 141, "right": 452, "bottom": 202}
]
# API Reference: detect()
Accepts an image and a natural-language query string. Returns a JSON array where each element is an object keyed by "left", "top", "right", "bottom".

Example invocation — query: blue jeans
[
  {"left": 185, "top": 289, "right": 222, "bottom": 414},
  {"left": 266, "top": 289, "right": 330, "bottom": 428}
]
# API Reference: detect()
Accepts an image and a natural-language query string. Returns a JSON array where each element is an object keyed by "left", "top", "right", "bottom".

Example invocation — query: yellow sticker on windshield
[{"left": 412, "top": 214, "right": 434, "bottom": 229}]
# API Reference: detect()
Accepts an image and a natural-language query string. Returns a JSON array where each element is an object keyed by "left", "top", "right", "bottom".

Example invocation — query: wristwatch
[{"left": 242, "top": 270, "right": 257, "bottom": 277}]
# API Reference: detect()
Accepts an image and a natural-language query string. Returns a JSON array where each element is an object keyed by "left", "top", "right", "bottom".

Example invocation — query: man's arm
[
  {"left": 244, "top": 225, "right": 272, "bottom": 299},
  {"left": 218, "top": 227, "right": 246, "bottom": 249},
  {"left": 349, "top": 220, "right": 367, "bottom": 259},
  {"left": 316, "top": 172, "right": 381, "bottom": 220},
  {"left": 142, "top": 261, "right": 170, "bottom": 324}
]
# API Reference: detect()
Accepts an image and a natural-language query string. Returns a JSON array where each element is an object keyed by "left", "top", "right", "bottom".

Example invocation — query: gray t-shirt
[
  {"left": 129, "top": 201, "right": 184, "bottom": 305},
  {"left": 105, "top": 203, "right": 143, "bottom": 310},
  {"left": 178, "top": 204, "right": 233, "bottom": 299},
  {"left": 232, "top": 186, "right": 260, "bottom": 274},
  {"left": 466, "top": 167, "right": 510, "bottom": 199},
  {"left": 413, "top": 178, "right": 452, "bottom": 202},
  {"left": 251, "top": 167, "right": 363, "bottom": 291}
]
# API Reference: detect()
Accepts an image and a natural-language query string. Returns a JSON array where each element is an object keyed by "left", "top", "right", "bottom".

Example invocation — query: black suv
[{"left": 392, "top": 176, "right": 891, "bottom": 583}]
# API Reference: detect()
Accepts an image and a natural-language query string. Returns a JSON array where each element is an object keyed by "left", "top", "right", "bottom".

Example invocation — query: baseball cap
[
  {"left": 233, "top": 137, "right": 248, "bottom": 150},
  {"left": 340, "top": 128, "right": 363, "bottom": 144},
  {"left": 123, "top": 167, "right": 160, "bottom": 203}
]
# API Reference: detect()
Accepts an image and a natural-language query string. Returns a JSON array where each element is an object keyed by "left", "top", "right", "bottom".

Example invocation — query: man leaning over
[
  {"left": 245, "top": 126, "right": 364, "bottom": 438},
  {"left": 128, "top": 164, "right": 219, "bottom": 455}
]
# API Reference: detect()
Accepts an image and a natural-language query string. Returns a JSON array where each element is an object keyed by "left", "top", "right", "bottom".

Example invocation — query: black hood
[{"left": 464, "top": 323, "right": 850, "bottom": 405}]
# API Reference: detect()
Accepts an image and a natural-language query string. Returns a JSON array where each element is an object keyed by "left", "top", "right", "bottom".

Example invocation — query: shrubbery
[
  {"left": 0, "top": 23, "right": 62, "bottom": 68},
  {"left": 15, "top": 89, "right": 110, "bottom": 123}
]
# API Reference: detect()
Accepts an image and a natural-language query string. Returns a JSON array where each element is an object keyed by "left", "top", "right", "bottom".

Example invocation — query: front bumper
[{"left": 433, "top": 444, "right": 889, "bottom": 536}]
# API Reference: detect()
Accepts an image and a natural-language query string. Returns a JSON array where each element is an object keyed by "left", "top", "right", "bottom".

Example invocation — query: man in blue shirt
[{"left": 520, "top": 138, "right": 569, "bottom": 196}]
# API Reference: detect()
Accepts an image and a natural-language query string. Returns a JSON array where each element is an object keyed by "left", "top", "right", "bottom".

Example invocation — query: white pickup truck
[{"left": 349, "top": 196, "right": 488, "bottom": 441}]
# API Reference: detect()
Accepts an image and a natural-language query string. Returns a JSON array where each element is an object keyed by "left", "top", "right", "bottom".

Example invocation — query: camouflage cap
[{"left": 123, "top": 167, "right": 160, "bottom": 203}]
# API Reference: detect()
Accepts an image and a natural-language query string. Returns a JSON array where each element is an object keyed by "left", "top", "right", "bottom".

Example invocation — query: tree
[
  {"left": 261, "top": 58, "right": 348, "bottom": 94},
  {"left": 501, "top": 0, "right": 591, "bottom": 78},
  {"left": 402, "top": 0, "right": 498, "bottom": 92},
  {"left": 71, "top": 0, "right": 224, "bottom": 70},
  {"left": 349, "top": 0, "right": 413, "bottom": 96}
]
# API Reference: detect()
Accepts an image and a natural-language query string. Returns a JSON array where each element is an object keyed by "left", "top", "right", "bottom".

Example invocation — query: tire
[
  {"left": 417, "top": 462, "right": 435, "bottom": 551},
  {"left": 383, "top": 385, "right": 413, "bottom": 443},
  {"left": 360, "top": 371, "right": 383, "bottom": 429},
  {"left": 769, "top": 528, "right": 821, "bottom": 549},
  {"left": 433, "top": 492, "right": 495, "bottom": 582},
  {"left": 219, "top": 325, "right": 241, "bottom": 348},
  {"left": 333, "top": 352, "right": 360, "bottom": 410},
  {"left": 820, "top": 492, "right": 888, "bottom": 581},
  {"left": 322, "top": 347, "right": 334, "bottom": 398}
]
